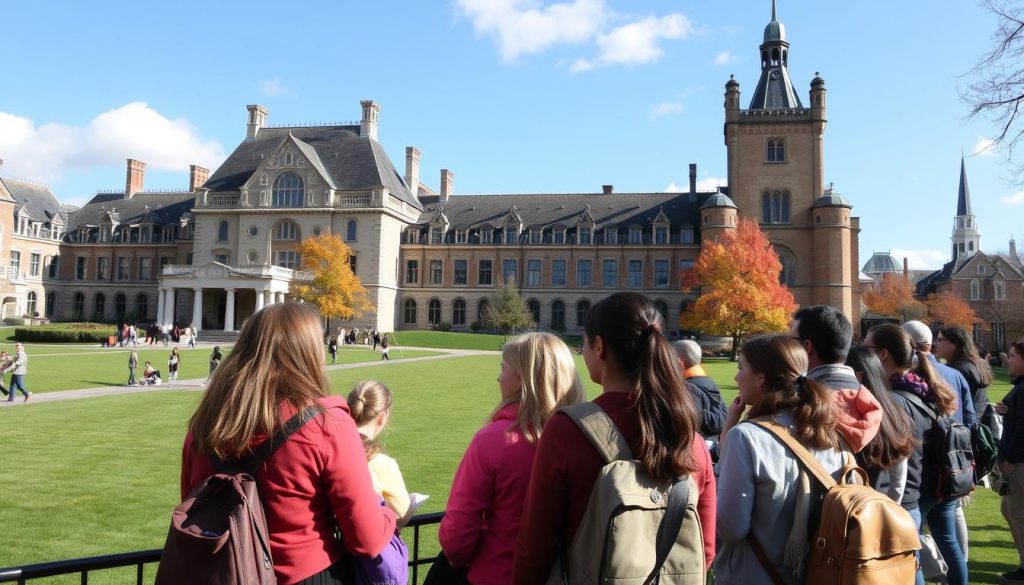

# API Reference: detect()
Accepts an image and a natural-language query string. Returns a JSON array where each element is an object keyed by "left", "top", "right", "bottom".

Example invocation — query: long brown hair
[
  {"left": 583, "top": 292, "right": 699, "bottom": 481},
  {"left": 347, "top": 380, "right": 393, "bottom": 459},
  {"left": 742, "top": 334, "right": 840, "bottom": 450},
  {"left": 846, "top": 345, "right": 915, "bottom": 470},
  {"left": 188, "top": 303, "right": 329, "bottom": 459},
  {"left": 868, "top": 323, "right": 957, "bottom": 416},
  {"left": 939, "top": 325, "right": 994, "bottom": 386}
]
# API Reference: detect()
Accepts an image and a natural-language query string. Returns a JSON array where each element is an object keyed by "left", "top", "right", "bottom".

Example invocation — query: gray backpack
[{"left": 547, "top": 402, "right": 706, "bottom": 585}]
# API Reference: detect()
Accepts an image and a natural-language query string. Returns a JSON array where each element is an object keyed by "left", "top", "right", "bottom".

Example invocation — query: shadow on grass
[{"left": 971, "top": 560, "right": 1017, "bottom": 584}]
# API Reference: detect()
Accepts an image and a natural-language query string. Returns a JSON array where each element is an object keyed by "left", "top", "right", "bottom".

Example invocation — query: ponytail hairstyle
[
  {"left": 846, "top": 345, "right": 915, "bottom": 470},
  {"left": 867, "top": 323, "right": 957, "bottom": 416},
  {"left": 742, "top": 334, "right": 840, "bottom": 450},
  {"left": 939, "top": 325, "right": 994, "bottom": 386},
  {"left": 497, "top": 332, "right": 585, "bottom": 445},
  {"left": 347, "top": 380, "right": 394, "bottom": 459},
  {"left": 583, "top": 292, "right": 699, "bottom": 481}
]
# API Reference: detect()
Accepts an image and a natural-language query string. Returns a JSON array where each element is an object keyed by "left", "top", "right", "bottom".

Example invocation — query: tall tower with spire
[
  {"left": 723, "top": 0, "right": 858, "bottom": 324},
  {"left": 951, "top": 157, "right": 981, "bottom": 262}
]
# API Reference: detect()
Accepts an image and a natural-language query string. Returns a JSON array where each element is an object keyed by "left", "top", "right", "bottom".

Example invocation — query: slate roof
[
  {"left": 413, "top": 191, "right": 714, "bottom": 230},
  {"left": 66, "top": 192, "right": 196, "bottom": 231},
  {"left": 862, "top": 252, "right": 902, "bottom": 276},
  {"left": 0, "top": 178, "right": 65, "bottom": 224},
  {"left": 203, "top": 125, "right": 420, "bottom": 210}
]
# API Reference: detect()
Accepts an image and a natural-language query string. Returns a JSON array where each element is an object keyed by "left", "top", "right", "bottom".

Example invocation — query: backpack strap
[
  {"left": 215, "top": 405, "right": 322, "bottom": 474},
  {"left": 894, "top": 390, "right": 939, "bottom": 423},
  {"left": 750, "top": 421, "right": 837, "bottom": 491},
  {"left": 645, "top": 475, "right": 691, "bottom": 585},
  {"left": 745, "top": 534, "right": 787, "bottom": 585},
  {"left": 561, "top": 402, "right": 633, "bottom": 463}
]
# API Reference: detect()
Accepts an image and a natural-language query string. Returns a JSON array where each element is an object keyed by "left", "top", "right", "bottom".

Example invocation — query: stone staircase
[{"left": 198, "top": 330, "right": 238, "bottom": 344}]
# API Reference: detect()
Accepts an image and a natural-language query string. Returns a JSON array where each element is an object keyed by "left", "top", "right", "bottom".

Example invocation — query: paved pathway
[{"left": 0, "top": 347, "right": 497, "bottom": 407}]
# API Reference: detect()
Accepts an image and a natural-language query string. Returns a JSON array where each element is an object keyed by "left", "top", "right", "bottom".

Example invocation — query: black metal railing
[{"left": 0, "top": 511, "right": 445, "bottom": 585}]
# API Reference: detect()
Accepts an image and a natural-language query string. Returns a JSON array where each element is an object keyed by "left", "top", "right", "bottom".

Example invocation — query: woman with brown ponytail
[{"left": 512, "top": 292, "right": 716, "bottom": 584}]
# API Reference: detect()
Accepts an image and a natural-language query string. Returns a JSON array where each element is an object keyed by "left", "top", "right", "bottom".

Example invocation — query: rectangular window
[
  {"left": 681, "top": 228, "right": 695, "bottom": 244},
  {"left": 530, "top": 229, "right": 541, "bottom": 244},
  {"left": 554, "top": 230, "right": 565, "bottom": 244},
  {"left": 629, "top": 228, "right": 642, "bottom": 244},
  {"left": 430, "top": 260, "right": 443, "bottom": 284},
  {"left": 577, "top": 260, "right": 592, "bottom": 287},
  {"left": 552, "top": 259, "right": 566, "bottom": 287},
  {"left": 117, "top": 256, "right": 130, "bottom": 280},
  {"left": 276, "top": 251, "right": 298, "bottom": 269},
  {"left": 481, "top": 230, "right": 493, "bottom": 244},
  {"left": 578, "top": 227, "right": 592, "bottom": 245},
  {"left": 628, "top": 260, "right": 643, "bottom": 288},
  {"left": 97, "top": 257, "right": 109, "bottom": 280},
  {"left": 655, "top": 227, "right": 668, "bottom": 245},
  {"left": 9, "top": 251, "right": 20, "bottom": 273},
  {"left": 139, "top": 257, "right": 151, "bottom": 281},
  {"left": 276, "top": 222, "right": 297, "bottom": 240},
  {"left": 29, "top": 253, "right": 40, "bottom": 276},
  {"left": 505, "top": 227, "right": 518, "bottom": 245},
  {"left": 349, "top": 255, "right": 357, "bottom": 275},
  {"left": 655, "top": 260, "right": 669, "bottom": 288},
  {"left": 527, "top": 259, "right": 541, "bottom": 287},
  {"left": 430, "top": 228, "right": 443, "bottom": 244},
  {"left": 76, "top": 256, "right": 87, "bottom": 279},
  {"left": 454, "top": 259, "right": 468, "bottom": 285},
  {"left": 48, "top": 254, "right": 60, "bottom": 278},
  {"left": 405, "top": 259, "right": 419, "bottom": 284},
  {"left": 603, "top": 259, "right": 618, "bottom": 287},
  {"left": 479, "top": 259, "right": 493, "bottom": 285},
  {"left": 455, "top": 230, "right": 467, "bottom": 244},
  {"left": 604, "top": 228, "right": 617, "bottom": 244},
  {"left": 502, "top": 259, "right": 517, "bottom": 283}
]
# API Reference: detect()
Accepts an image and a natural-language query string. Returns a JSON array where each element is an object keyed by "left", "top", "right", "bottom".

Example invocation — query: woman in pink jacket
[{"left": 437, "top": 332, "right": 584, "bottom": 585}]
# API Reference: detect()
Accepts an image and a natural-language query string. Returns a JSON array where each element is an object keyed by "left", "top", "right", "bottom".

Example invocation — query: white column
[
  {"left": 265, "top": 289, "right": 274, "bottom": 306},
  {"left": 156, "top": 289, "right": 165, "bottom": 324},
  {"left": 224, "top": 288, "right": 236, "bottom": 331},
  {"left": 165, "top": 287, "right": 176, "bottom": 324},
  {"left": 275, "top": 291, "right": 286, "bottom": 304},
  {"left": 255, "top": 288, "right": 265, "bottom": 312},
  {"left": 192, "top": 288, "right": 203, "bottom": 330}
]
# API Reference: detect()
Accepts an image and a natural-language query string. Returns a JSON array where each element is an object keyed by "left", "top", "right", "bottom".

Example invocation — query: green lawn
[
  {"left": 0, "top": 356, "right": 1018, "bottom": 584},
  {"left": 389, "top": 330, "right": 507, "bottom": 350}
]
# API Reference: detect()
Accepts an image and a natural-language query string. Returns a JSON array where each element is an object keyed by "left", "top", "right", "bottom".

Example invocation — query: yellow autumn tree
[
  {"left": 681, "top": 218, "right": 797, "bottom": 357},
  {"left": 294, "top": 234, "right": 374, "bottom": 334}
]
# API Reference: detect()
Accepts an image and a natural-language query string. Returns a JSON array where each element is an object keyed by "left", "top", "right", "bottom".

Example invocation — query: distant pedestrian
[
  {"left": 328, "top": 337, "right": 338, "bottom": 364},
  {"left": 3, "top": 342, "right": 31, "bottom": 402},
  {"left": 0, "top": 351, "right": 10, "bottom": 397},
  {"left": 129, "top": 324, "right": 138, "bottom": 347},
  {"left": 208, "top": 346, "right": 222, "bottom": 381},
  {"left": 381, "top": 337, "right": 390, "bottom": 361},
  {"left": 188, "top": 323, "right": 198, "bottom": 348},
  {"left": 128, "top": 350, "right": 139, "bottom": 386},
  {"left": 162, "top": 323, "right": 171, "bottom": 347},
  {"left": 168, "top": 348, "right": 180, "bottom": 383},
  {"left": 373, "top": 329, "right": 381, "bottom": 350}
]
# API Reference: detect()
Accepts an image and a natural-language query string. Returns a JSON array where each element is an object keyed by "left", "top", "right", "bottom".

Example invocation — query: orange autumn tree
[
  {"left": 294, "top": 233, "right": 374, "bottom": 334},
  {"left": 681, "top": 218, "right": 797, "bottom": 357},
  {"left": 925, "top": 292, "right": 979, "bottom": 330},
  {"left": 863, "top": 272, "right": 926, "bottom": 322}
]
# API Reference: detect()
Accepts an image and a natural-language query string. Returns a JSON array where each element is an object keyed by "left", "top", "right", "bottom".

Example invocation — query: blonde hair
[
  {"left": 497, "top": 332, "right": 585, "bottom": 445},
  {"left": 188, "top": 303, "right": 329, "bottom": 459},
  {"left": 347, "top": 380, "right": 393, "bottom": 459}
]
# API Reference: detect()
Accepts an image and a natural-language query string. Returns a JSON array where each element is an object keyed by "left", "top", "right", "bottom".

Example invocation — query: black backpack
[
  {"left": 971, "top": 417, "right": 1000, "bottom": 482},
  {"left": 896, "top": 390, "right": 975, "bottom": 501}
]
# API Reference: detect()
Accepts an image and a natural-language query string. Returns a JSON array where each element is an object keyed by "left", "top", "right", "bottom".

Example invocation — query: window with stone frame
[
  {"left": 454, "top": 259, "right": 468, "bottom": 285},
  {"left": 577, "top": 260, "right": 592, "bottom": 287},
  {"left": 970, "top": 279, "right": 980, "bottom": 301},
  {"left": 530, "top": 229, "right": 542, "bottom": 244},
  {"left": 346, "top": 220, "right": 357, "bottom": 242},
  {"left": 576, "top": 300, "right": 591, "bottom": 327},
  {"left": 526, "top": 259, "right": 542, "bottom": 287},
  {"left": 505, "top": 226, "right": 519, "bottom": 245},
  {"left": 553, "top": 229, "right": 565, "bottom": 245},
  {"left": 551, "top": 300, "right": 566, "bottom": 331},
  {"left": 681, "top": 227, "right": 695, "bottom": 244},
  {"left": 29, "top": 253, "right": 40, "bottom": 276},
  {"left": 430, "top": 260, "right": 443, "bottom": 284},
  {"left": 275, "top": 221, "right": 299, "bottom": 241},
  {"left": 628, "top": 260, "right": 643, "bottom": 287},
  {"left": 404, "top": 299, "right": 417, "bottom": 324},
  {"left": 578, "top": 226, "right": 592, "bottom": 245},
  {"left": 654, "top": 226, "right": 668, "bottom": 245},
  {"left": 97, "top": 257, "right": 109, "bottom": 280},
  {"left": 502, "top": 258, "right": 517, "bottom": 283},
  {"left": 217, "top": 220, "right": 229, "bottom": 242},
  {"left": 428, "top": 299, "right": 442, "bottom": 325},
  {"left": 272, "top": 172, "right": 304, "bottom": 207},
  {"left": 552, "top": 259, "right": 566, "bottom": 287},
  {"left": 453, "top": 299, "right": 467, "bottom": 326},
  {"left": 48, "top": 254, "right": 60, "bottom": 278},
  {"left": 654, "top": 260, "right": 669, "bottom": 288},
  {"left": 9, "top": 251, "right": 21, "bottom": 274},
  {"left": 481, "top": 229, "right": 493, "bottom": 244},
  {"left": 479, "top": 259, "right": 493, "bottom": 285},
  {"left": 455, "top": 230, "right": 468, "bottom": 244},
  {"left": 603, "top": 259, "right": 618, "bottom": 287},
  {"left": 766, "top": 137, "right": 786, "bottom": 162},
  {"left": 139, "top": 257, "right": 151, "bottom": 281},
  {"left": 527, "top": 299, "right": 541, "bottom": 325},
  {"left": 117, "top": 256, "right": 130, "bottom": 280},
  {"left": 276, "top": 251, "right": 298, "bottom": 269},
  {"left": 406, "top": 259, "right": 419, "bottom": 284},
  {"left": 604, "top": 227, "right": 617, "bottom": 244},
  {"left": 26, "top": 291, "right": 36, "bottom": 316},
  {"left": 761, "top": 190, "right": 791, "bottom": 224},
  {"left": 629, "top": 227, "right": 642, "bottom": 244},
  {"left": 76, "top": 257, "right": 87, "bottom": 280}
]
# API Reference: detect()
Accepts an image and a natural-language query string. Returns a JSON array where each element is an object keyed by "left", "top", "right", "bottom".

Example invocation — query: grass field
[{"left": 0, "top": 355, "right": 1018, "bottom": 584}]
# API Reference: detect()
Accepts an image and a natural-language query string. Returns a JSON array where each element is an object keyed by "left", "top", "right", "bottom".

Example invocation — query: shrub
[
  {"left": 470, "top": 321, "right": 482, "bottom": 332},
  {"left": 14, "top": 322, "right": 116, "bottom": 343},
  {"left": 4, "top": 317, "right": 25, "bottom": 326},
  {"left": 435, "top": 321, "right": 453, "bottom": 332}
]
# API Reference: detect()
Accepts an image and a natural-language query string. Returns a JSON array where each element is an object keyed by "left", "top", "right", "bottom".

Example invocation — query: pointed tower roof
[
  {"left": 749, "top": 0, "right": 803, "bottom": 110},
  {"left": 957, "top": 157, "right": 972, "bottom": 216}
]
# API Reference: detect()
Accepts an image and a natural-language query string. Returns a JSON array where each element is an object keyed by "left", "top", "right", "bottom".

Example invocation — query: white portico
[{"left": 157, "top": 262, "right": 309, "bottom": 331}]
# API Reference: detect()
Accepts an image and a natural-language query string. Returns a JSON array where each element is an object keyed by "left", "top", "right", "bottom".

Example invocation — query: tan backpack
[
  {"left": 749, "top": 421, "right": 921, "bottom": 585},
  {"left": 547, "top": 402, "right": 706, "bottom": 585}
]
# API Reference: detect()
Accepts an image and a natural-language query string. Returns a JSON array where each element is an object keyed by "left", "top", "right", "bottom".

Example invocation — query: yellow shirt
[{"left": 368, "top": 453, "right": 411, "bottom": 519}]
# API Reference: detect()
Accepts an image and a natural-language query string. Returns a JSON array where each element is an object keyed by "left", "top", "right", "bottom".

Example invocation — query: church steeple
[
  {"left": 952, "top": 157, "right": 981, "bottom": 262},
  {"left": 749, "top": 0, "right": 803, "bottom": 109}
]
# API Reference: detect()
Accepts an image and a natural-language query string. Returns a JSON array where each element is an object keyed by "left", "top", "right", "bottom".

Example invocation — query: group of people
[
  {"left": 327, "top": 330, "right": 390, "bottom": 364},
  {"left": 173, "top": 295, "right": 1024, "bottom": 585},
  {"left": 126, "top": 344, "right": 223, "bottom": 387},
  {"left": 0, "top": 342, "right": 30, "bottom": 402}
]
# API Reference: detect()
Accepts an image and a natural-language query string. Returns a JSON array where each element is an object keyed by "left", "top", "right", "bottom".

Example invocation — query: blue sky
[{"left": 0, "top": 0, "right": 1018, "bottom": 270}]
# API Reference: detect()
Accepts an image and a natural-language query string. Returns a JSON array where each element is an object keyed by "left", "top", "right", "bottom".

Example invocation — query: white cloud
[
  {"left": 0, "top": 103, "right": 225, "bottom": 184},
  {"left": 456, "top": 0, "right": 607, "bottom": 62},
  {"left": 890, "top": 248, "right": 947, "bottom": 270},
  {"left": 973, "top": 135, "right": 996, "bottom": 157},
  {"left": 649, "top": 101, "right": 683, "bottom": 119},
  {"left": 1002, "top": 190, "right": 1024, "bottom": 205},
  {"left": 259, "top": 79, "right": 287, "bottom": 96},
  {"left": 663, "top": 176, "right": 726, "bottom": 192},
  {"left": 576, "top": 13, "right": 691, "bottom": 72},
  {"left": 664, "top": 181, "right": 684, "bottom": 192},
  {"left": 712, "top": 50, "right": 734, "bottom": 66}
]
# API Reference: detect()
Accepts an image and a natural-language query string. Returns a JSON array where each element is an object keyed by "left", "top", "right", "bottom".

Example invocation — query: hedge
[{"left": 14, "top": 322, "right": 116, "bottom": 343}]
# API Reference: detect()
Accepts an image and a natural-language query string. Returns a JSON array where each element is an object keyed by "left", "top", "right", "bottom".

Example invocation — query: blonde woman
[
  {"left": 179, "top": 304, "right": 396, "bottom": 585},
  {"left": 437, "top": 332, "right": 584, "bottom": 585}
]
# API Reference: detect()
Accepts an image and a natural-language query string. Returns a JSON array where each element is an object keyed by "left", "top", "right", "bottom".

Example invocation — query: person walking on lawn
[{"left": 4, "top": 343, "right": 31, "bottom": 402}]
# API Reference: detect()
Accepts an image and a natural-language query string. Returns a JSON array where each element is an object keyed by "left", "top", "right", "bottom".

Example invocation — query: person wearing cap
[{"left": 789, "top": 305, "right": 882, "bottom": 452}]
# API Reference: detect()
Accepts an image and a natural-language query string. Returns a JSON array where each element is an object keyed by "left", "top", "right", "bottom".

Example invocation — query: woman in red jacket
[
  {"left": 437, "top": 332, "right": 585, "bottom": 584},
  {"left": 513, "top": 292, "right": 716, "bottom": 584},
  {"left": 180, "top": 303, "right": 397, "bottom": 585}
]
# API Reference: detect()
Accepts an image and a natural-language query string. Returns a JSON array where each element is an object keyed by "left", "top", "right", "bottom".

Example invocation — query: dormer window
[
  {"left": 455, "top": 229, "right": 467, "bottom": 244},
  {"left": 767, "top": 138, "right": 786, "bottom": 162},
  {"left": 553, "top": 229, "right": 565, "bottom": 245},
  {"left": 681, "top": 227, "right": 695, "bottom": 244},
  {"left": 430, "top": 227, "right": 444, "bottom": 244},
  {"left": 629, "top": 227, "right": 642, "bottom": 244},
  {"left": 505, "top": 226, "right": 518, "bottom": 245},
  {"left": 604, "top": 227, "right": 617, "bottom": 245},
  {"left": 579, "top": 227, "right": 592, "bottom": 245},
  {"left": 481, "top": 229, "right": 493, "bottom": 244},
  {"left": 654, "top": 226, "right": 668, "bottom": 245},
  {"left": 530, "top": 229, "right": 541, "bottom": 244},
  {"left": 977, "top": 264, "right": 987, "bottom": 275}
]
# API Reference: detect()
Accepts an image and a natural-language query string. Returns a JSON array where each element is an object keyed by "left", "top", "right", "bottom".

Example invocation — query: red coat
[{"left": 181, "top": 395, "right": 397, "bottom": 585}]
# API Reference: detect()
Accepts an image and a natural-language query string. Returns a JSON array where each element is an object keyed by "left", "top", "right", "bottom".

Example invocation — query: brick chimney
[
  {"left": 689, "top": 163, "right": 697, "bottom": 194},
  {"left": 360, "top": 100, "right": 380, "bottom": 141},
  {"left": 603, "top": 185, "right": 614, "bottom": 194},
  {"left": 440, "top": 169, "right": 454, "bottom": 203},
  {"left": 903, "top": 257, "right": 909, "bottom": 279},
  {"left": 405, "top": 147, "right": 420, "bottom": 196},
  {"left": 246, "top": 104, "right": 269, "bottom": 139},
  {"left": 189, "top": 165, "right": 209, "bottom": 191},
  {"left": 125, "top": 159, "right": 146, "bottom": 199}
]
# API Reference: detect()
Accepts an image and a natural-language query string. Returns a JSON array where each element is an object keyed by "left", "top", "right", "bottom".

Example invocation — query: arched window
[
  {"left": 404, "top": 299, "right": 417, "bottom": 324},
  {"left": 272, "top": 172, "right": 304, "bottom": 207},
  {"left": 654, "top": 300, "right": 669, "bottom": 325},
  {"left": 346, "top": 220, "right": 357, "bottom": 242},
  {"left": 217, "top": 220, "right": 229, "bottom": 242},
  {"left": 453, "top": 299, "right": 467, "bottom": 326},
  {"left": 761, "top": 190, "right": 791, "bottom": 224},
  {"left": 477, "top": 299, "right": 490, "bottom": 323},
  {"left": 274, "top": 220, "right": 299, "bottom": 241},
  {"left": 995, "top": 279, "right": 1006, "bottom": 301},
  {"left": 527, "top": 299, "right": 541, "bottom": 325},
  {"left": 45, "top": 292, "right": 56, "bottom": 317},
  {"left": 26, "top": 291, "right": 37, "bottom": 316},
  {"left": 428, "top": 299, "right": 442, "bottom": 325},
  {"left": 137, "top": 293, "right": 149, "bottom": 320},
  {"left": 576, "top": 300, "right": 591, "bottom": 327},
  {"left": 776, "top": 247, "right": 797, "bottom": 286},
  {"left": 114, "top": 293, "right": 126, "bottom": 319},
  {"left": 94, "top": 293, "right": 106, "bottom": 319},
  {"left": 551, "top": 300, "right": 566, "bottom": 331},
  {"left": 73, "top": 292, "right": 85, "bottom": 319},
  {"left": 767, "top": 138, "right": 786, "bottom": 162},
  {"left": 970, "top": 279, "right": 980, "bottom": 301}
]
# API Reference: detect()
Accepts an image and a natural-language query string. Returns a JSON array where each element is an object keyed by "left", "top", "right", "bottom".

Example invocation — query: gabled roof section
[
  {"left": 1, "top": 178, "right": 62, "bottom": 221},
  {"left": 503, "top": 206, "right": 524, "bottom": 226},
  {"left": 652, "top": 207, "right": 670, "bottom": 224},
  {"left": 291, "top": 135, "right": 337, "bottom": 189},
  {"left": 576, "top": 206, "right": 595, "bottom": 225}
]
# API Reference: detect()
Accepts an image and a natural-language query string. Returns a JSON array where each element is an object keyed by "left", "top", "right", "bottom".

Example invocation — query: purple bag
[{"left": 349, "top": 532, "right": 409, "bottom": 585}]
